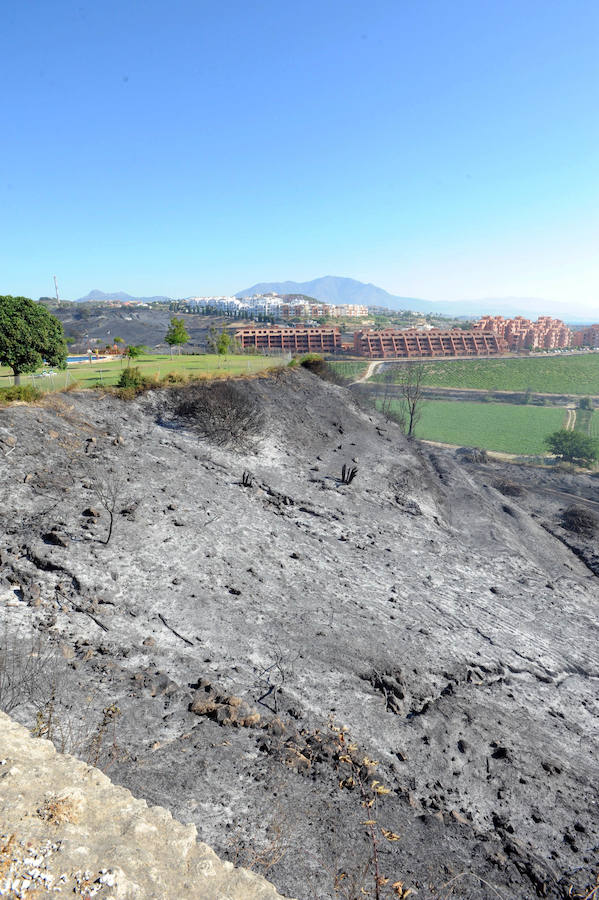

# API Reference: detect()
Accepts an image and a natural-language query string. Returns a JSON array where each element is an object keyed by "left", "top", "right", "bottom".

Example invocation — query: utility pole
[{"left": 53, "top": 275, "right": 60, "bottom": 303}]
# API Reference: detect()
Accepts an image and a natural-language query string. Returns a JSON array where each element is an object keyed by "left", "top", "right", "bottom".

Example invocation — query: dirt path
[
  {"left": 564, "top": 405, "right": 577, "bottom": 430},
  {"left": 421, "top": 439, "right": 523, "bottom": 462},
  {"left": 351, "top": 359, "right": 384, "bottom": 384}
]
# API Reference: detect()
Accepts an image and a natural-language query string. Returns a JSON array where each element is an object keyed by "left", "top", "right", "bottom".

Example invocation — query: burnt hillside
[{"left": 0, "top": 369, "right": 597, "bottom": 899}]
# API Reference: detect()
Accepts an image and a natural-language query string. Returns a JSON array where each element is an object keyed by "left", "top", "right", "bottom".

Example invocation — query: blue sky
[{"left": 1, "top": 0, "right": 597, "bottom": 311}]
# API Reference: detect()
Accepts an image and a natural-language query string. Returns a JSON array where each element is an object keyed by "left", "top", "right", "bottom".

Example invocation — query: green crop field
[
  {"left": 371, "top": 353, "right": 599, "bottom": 395},
  {"left": 574, "top": 408, "right": 593, "bottom": 434},
  {"left": 377, "top": 398, "right": 566, "bottom": 455},
  {"left": 0, "top": 353, "right": 281, "bottom": 392},
  {"left": 328, "top": 360, "right": 369, "bottom": 381},
  {"left": 575, "top": 407, "right": 599, "bottom": 439}
]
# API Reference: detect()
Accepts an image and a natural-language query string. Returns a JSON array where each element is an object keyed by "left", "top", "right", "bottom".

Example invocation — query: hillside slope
[{"left": 0, "top": 370, "right": 597, "bottom": 899}]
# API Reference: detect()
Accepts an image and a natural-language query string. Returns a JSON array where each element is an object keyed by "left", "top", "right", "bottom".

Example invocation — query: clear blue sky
[{"left": 1, "top": 0, "right": 597, "bottom": 311}]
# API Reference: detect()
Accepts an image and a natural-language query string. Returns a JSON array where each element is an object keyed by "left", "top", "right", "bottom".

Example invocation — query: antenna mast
[{"left": 53, "top": 275, "right": 60, "bottom": 303}]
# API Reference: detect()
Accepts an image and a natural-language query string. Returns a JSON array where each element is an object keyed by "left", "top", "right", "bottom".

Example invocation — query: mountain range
[
  {"left": 236, "top": 276, "right": 590, "bottom": 321},
  {"left": 70, "top": 279, "right": 591, "bottom": 322},
  {"left": 236, "top": 276, "right": 427, "bottom": 310},
  {"left": 75, "top": 290, "right": 172, "bottom": 304}
]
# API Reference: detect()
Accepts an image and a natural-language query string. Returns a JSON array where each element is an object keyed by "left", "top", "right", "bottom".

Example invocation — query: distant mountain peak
[
  {"left": 236, "top": 276, "right": 425, "bottom": 309},
  {"left": 235, "top": 276, "right": 587, "bottom": 320}
]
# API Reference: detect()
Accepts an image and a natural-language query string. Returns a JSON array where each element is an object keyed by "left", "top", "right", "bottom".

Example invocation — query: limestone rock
[{"left": 0, "top": 711, "right": 291, "bottom": 899}]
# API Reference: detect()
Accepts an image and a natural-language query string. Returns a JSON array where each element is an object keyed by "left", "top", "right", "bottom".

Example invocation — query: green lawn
[
  {"left": 0, "top": 353, "right": 281, "bottom": 392},
  {"left": 371, "top": 353, "right": 599, "bottom": 395},
  {"left": 378, "top": 398, "right": 567, "bottom": 455}
]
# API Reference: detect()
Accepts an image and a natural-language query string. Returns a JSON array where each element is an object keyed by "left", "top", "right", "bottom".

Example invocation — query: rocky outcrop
[{"left": 0, "top": 711, "right": 289, "bottom": 899}]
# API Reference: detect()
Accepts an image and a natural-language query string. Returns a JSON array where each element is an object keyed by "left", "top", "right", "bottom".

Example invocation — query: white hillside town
[{"left": 183, "top": 294, "right": 368, "bottom": 320}]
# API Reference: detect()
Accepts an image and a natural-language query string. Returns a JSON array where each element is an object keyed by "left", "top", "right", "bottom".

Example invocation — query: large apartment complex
[
  {"left": 472, "top": 315, "right": 571, "bottom": 350},
  {"left": 571, "top": 324, "right": 599, "bottom": 348},
  {"left": 235, "top": 325, "right": 504, "bottom": 357},
  {"left": 353, "top": 328, "right": 506, "bottom": 358},
  {"left": 235, "top": 326, "right": 342, "bottom": 353}
]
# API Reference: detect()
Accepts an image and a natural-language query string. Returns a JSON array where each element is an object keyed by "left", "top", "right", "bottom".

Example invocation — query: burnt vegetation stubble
[
  {"left": 0, "top": 368, "right": 591, "bottom": 900},
  {"left": 166, "top": 379, "right": 266, "bottom": 450}
]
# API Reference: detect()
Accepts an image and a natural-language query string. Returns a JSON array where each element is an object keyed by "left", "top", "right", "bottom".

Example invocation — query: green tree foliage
[
  {"left": 216, "top": 330, "right": 231, "bottom": 356},
  {"left": 0, "top": 296, "right": 67, "bottom": 383},
  {"left": 164, "top": 316, "right": 190, "bottom": 356},
  {"left": 125, "top": 344, "right": 148, "bottom": 364},
  {"left": 544, "top": 429, "right": 599, "bottom": 465},
  {"left": 207, "top": 326, "right": 231, "bottom": 355}
]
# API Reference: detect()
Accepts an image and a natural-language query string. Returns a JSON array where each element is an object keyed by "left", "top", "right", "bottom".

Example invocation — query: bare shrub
[
  {"left": 81, "top": 459, "right": 130, "bottom": 545},
  {"left": 225, "top": 803, "right": 292, "bottom": 878},
  {"left": 493, "top": 479, "right": 526, "bottom": 497},
  {"left": 171, "top": 381, "right": 265, "bottom": 449},
  {"left": 561, "top": 505, "right": 599, "bottom": 537},
  {"left": 456, "top": 446, "right": 488, "bottom": 464},
  {"left": 0, "top": 626, "right": 61, "bottom": 715}
]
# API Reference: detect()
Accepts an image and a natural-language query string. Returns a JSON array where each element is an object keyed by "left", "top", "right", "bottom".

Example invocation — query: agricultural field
[
  {"left": 327, "top": 360, "right": 369, "bottom": 381},
  {"left": 377, "top": 398, "right": 567, "bottom": 455},
  {"left": 371, "top": 353, "right": 599, "bottom": 395},
  {"left": 574, "top": 407, "right": 599, "bottom": 438},
  {"left": 0, "top": 353, "right": 281, "bottom": 392}
]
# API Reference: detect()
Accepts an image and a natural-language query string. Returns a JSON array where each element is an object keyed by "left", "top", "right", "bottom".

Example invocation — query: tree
[
  {"left": 544, "top": 429, "right": 599, "bottom": 465},
  {"left": 393, "top": 362, "right": 426, "bottom": 437},
  {"left": 164, "top": 316, "right": 189, "bottom": 357},
  {"left": 0, "top": 296, "right": 67, "bottom": 384},
  {"left": 206, "top": 326, "right": 230, "bottom": 356},
  {"left": 125, "top": 344, "right": 147, "bottom": 365},
  {"left": 216, "top": 329, "right": 231, "bottom": 356},
  {"left": 82, "top": 454, "right": 130, "bottom": 546}
]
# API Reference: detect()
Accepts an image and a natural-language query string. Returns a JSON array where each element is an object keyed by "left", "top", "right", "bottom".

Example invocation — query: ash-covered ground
[{"left": 1, "top": 369, "right": 597, "bottom": 900}]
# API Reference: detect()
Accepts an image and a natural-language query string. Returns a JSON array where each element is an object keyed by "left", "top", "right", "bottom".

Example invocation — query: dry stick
[
  {"left": 158, "top": 613, "right": 193, "bottom": 646},
  {"left": 357, "top": 776, "right": 382, "bottom": 900},
  {"left": 56, "top": 587, "right": 109, "bottom": 633}
]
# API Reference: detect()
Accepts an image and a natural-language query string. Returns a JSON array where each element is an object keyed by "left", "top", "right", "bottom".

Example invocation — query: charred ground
[{"left": 0, "top": 369, "right": 597, "bottom": 899}]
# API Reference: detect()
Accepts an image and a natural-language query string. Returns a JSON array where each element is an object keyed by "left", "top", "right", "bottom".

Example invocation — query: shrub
[
  {"left": 561, "top": 505, "right": 599, "bottom": 537},
  {"left": 493, "top": 479, "right": 526, "bottom": 497},
  {"left": 545, "top": 429, "right": 599, "bottom": 465},
  {"left": 171, "top": 380, "right": 265, "bottom": 449},
  {"left": 298, "top": 354, "right": 347, "bottom": 385},
  {"left": 161, "top": 371, "right": 187, "bottom": 384},
  {"left": 118, "top": 366, "right": 145, "bottom": 388},
  {"left": 0, "top": 626, "right": 60, "bottom": 714},
  {"left": 0, "top": 384, "right": 42, "bottom": 404}
]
